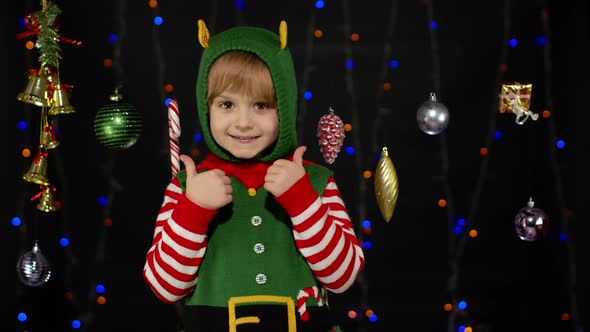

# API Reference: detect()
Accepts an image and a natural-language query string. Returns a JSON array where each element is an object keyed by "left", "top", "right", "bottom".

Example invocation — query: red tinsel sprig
[{"left": 16, "top": 13, "right": 82, "bottom": 46}]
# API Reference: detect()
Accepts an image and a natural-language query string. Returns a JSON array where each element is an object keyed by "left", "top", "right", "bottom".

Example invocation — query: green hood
[{"left": 196, "top": 24, "right": 298, "bottom": 162}]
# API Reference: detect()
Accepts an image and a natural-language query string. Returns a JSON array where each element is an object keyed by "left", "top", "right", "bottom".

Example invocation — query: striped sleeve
[
  {"left": 275, "top": 174, "right": 365, "bottom": 293},
  {"left": 142, "top": 177, "right": 217, "bottom": 303}
]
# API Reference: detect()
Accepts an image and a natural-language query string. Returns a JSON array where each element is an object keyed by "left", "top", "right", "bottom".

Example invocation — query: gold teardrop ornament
[{"left": 374, "top": 147, "right": 399, "bottom": 222}]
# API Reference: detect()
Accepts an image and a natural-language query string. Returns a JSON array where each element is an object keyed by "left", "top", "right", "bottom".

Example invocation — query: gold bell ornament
[
  {"left": 47, "top": 69, "right": 76, "bottom": 115},
  {"left": 17, "top": 66, "right": 50, "bottom": 107},
  {"left": 39, "top": 106, "right": 60, "bottom": 149},
  {"left": 22, "top": 152, "right": 50, "bottom": 186},
  {"left": 34, "top": 185, "right": 58, "bottom": 213},
  {"left": 374, "top": 147, "right": 399, "bottom": 222}
]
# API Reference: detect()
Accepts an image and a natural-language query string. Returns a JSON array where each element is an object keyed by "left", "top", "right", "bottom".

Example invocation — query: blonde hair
[{"left": 206, "top": 51, "right": 276, "bottom": 107}]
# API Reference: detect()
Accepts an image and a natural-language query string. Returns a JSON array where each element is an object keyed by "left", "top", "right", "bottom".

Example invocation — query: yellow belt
[{"left": 228, "top": 295, "right": 297, "bottom": 332}]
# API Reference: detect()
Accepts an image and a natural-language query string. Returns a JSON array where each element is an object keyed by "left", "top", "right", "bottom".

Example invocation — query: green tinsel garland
[{"left": 36, "top": 1, "right": 62, "bottom": 67}]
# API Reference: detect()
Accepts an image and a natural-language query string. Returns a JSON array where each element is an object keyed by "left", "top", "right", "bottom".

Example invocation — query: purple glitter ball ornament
[{"left": 514, "top": 197, "right": 549, "bottom": 242}]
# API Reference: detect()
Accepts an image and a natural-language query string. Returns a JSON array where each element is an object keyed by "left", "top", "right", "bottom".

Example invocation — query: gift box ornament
[{"left": 498, "top": 82, "right": 538, "bottom": 125}]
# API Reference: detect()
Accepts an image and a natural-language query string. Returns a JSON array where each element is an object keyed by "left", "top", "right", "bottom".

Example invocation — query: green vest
[{"left": 177, "top": 164, "right": 333, "bottom": 308}]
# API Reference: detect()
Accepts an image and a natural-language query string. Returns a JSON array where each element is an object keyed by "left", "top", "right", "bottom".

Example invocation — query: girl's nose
[{"left": 235, "top": 110, "right": 253, "bottom": 129}]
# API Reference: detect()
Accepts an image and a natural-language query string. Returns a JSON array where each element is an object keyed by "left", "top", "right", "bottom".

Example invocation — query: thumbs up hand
[
  {"left": 180, "top": 154, "right": 233, "bottom": 210},
  {"left": 264, "top": 146, "right": 307, "bottom": 197}
]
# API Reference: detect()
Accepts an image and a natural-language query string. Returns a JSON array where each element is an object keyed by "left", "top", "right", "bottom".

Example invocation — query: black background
[{"left": 5, "top": 1, "right": 588, "bottom": 331}]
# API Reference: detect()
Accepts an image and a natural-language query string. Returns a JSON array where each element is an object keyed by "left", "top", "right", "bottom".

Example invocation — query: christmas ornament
[
  {"left": 32, "top": 185, "right": 59, "bottom": 213},
  {"left": 416, "top": 92, "right": 450, "bottom": 135},
  {"left": 514, "top": 197, "right": 549, "bottom": 242},
  {"left": 498, "top": 82, "right": 538, "bottom": 125},
  {"left": 47, "top": 79, "right": 76, "bottom": 115},
  {"left": 94, "top": 89, "right": 143, "bottom": 150},
  {"left": 39, "top": 107, "right": 60, "bottom": 149},
  {"left": 317, "top": 106, "right": 345, "bottom": 164},
  {"left": 17, "top": 241, "right": 52, "bottom": 287},
  {"left": 16, "top": 67, "right": 49, "bottom": 107},
  {"left": 374, "top": 147, "right": 399, "bottom": 222},
  {"left": 22, "top": 151, "right": 50, "bottom": 186}
]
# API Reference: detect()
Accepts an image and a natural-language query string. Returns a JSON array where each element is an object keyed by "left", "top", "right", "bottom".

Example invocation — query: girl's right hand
[{"left": 180, "top": 155, "right": 233, "bottom": 210}]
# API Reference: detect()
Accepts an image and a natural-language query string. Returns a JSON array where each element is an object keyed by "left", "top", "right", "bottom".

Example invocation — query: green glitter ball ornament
[{"left": 94, "top": 90, "right": 143, "bottom": 149}]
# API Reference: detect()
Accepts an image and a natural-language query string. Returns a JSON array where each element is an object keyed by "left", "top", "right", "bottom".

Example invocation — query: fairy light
[
  {"left": 434, "top": 1, "right": 580, "bottom": 331},
  {"left": 295, "top": 1, "right": 321, "bottom": 144},
  {"left": 11, "top": 2, "right": 578, "bottom": 331},
  {"left": 537, "top": 2, "right": 579, "bottom": 330},
  {"left": 338, "top": 1, "right": 403, "bottom": 327},
  {"left": 347, "top": 309, "right": 358, "bottom": 319},
  {"left": 58, "top": 0, "right": 136, "bottom": 328},
  {"left": 345, "top": 146, "right": 355, "bottom": 155},
  {"left": 340, "top": 1, "right": 402, "bottom": 328},
  {"left": 421, "top": 1, "right": 467, "bottom": 330}
]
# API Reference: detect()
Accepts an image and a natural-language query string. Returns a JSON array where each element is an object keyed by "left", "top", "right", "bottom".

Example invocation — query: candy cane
[
  {"left": 296, "top": 286, "right": 323, "bottom": 321},
  {"left": 168, "top": 99, "right": 181, "bottom": 178}
]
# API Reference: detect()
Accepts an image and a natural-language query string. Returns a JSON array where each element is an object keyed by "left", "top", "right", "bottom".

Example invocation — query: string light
[
  {"left": 338, "top": 0, "right": 396, "bottom": 327},
  {"left": 538, "top": 1, "right": 579, "bottom": 329},
  {"left": 296, "top": 1, "right": 320, "bottom": 144},
  {"left": 11, "top": 2, "right": 578, "bottom": 331},
  {"left": 446, "top": 0, "right": 512, "bottom": 324}
]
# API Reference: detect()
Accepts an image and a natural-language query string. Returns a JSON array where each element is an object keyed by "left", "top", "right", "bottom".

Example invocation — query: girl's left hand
[{"left": 264, "top": 146, "right": 306, "bottom": 196}]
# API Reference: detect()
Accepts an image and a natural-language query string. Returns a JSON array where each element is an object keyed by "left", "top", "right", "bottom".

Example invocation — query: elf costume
[{"left": 143, "top": 20, "right": 365, "bottom": 332}]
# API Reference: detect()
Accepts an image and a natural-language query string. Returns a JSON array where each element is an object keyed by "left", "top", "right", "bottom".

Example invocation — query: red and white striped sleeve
[
  {"left": 275, "top": 174, "right": 365, "bottom": 293},
  {"left": 143, "top": 177, "right": 217, "bottom": 303}
]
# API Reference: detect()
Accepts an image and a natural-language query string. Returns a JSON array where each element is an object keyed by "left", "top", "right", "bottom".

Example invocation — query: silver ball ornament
[
  {"left": 417, "top": 92, "right": 450, "bottom": 135},
  {"left": 17, "top": 241, "right": 52, "bottom": 287}
]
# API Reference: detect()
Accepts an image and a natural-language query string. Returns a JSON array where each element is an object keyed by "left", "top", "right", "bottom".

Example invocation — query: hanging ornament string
[
  {"left": 168, "top": 99, "right": 181, "bottom": 178},
  {"left": 340, "top": 0, "right": 370, "bottom": 316}
]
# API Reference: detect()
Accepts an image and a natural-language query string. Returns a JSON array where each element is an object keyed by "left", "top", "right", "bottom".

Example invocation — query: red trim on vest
[{"left": 197, "top": 153, "right": 319, "bottom": 189}]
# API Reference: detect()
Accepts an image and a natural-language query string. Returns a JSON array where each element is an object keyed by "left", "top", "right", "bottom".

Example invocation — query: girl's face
[{"left": 209, "top": 90, "right": 279, "bottom": 160}]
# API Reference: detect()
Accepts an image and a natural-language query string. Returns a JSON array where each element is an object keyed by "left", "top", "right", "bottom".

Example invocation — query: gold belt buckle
[{"left": 228, "top": 295, "right": 296, "bottom": 332}]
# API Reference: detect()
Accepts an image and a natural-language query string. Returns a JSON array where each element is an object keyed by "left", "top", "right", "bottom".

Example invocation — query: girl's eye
[
  {"left": 219, "top": 101, "right": 232, "bottom": 109},
  {"left": 254, "top": 103, "right": 268, "bottom": 110}
]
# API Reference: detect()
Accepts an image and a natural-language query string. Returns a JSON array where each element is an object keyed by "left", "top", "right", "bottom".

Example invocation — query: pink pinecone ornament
[{"left": 317, "top": 107, "right": 345, "bottom": 164}]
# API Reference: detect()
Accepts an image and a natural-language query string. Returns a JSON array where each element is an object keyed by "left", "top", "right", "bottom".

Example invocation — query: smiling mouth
[{"left": 229, "top": 135, "right": 259, "bottom": 143}]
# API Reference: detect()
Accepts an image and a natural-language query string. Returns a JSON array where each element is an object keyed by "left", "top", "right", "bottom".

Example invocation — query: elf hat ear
[
  {"left": 197, "top": 19, "right": 210, "bottom": 48},
  {"left": 279, "top": 20, "right": 287, "bottom": 49}
]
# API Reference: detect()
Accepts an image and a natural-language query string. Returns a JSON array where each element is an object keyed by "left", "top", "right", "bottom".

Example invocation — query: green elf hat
[{"left": 195, "top": 20, "right": 298, "bottom": 163}]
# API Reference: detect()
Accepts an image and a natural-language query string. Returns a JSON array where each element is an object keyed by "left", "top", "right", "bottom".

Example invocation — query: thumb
[
  {"left": 292, "top": 146, "right": 307, "bottom": 166},
  {"left": 179, "top": 155, "right": 196, "bottom": 176}
]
